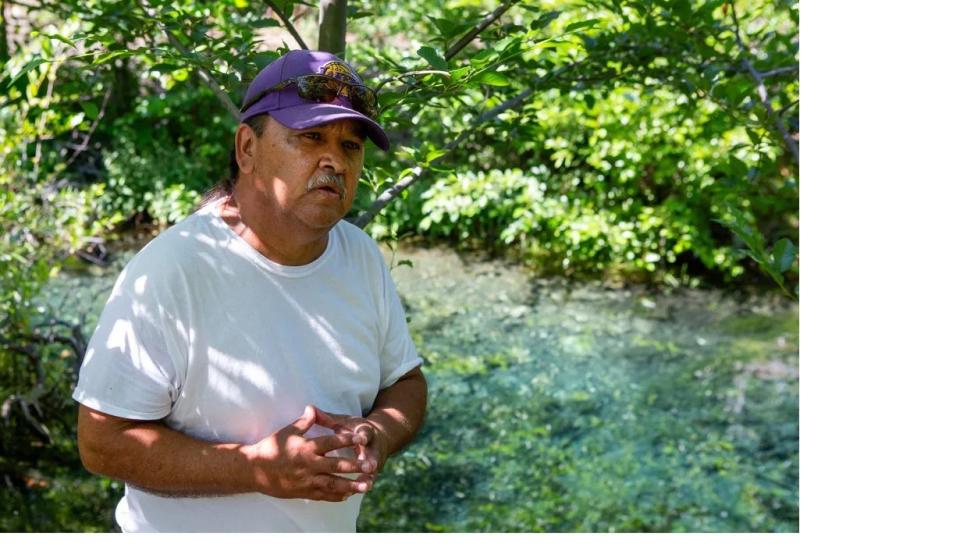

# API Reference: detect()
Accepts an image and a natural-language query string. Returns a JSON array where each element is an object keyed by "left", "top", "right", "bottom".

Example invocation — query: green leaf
[
  {"left": 478, "top": 71, "right": 509, "bottom": 87},
  {"left": 718, "top": 213, "right": 764, "bottom": 254},
  {"left": 93, "top": 50, "right": 132, "bottom": 66},
  {"left": 565, "top": 19, "right": 601, "bottom": 33},
  {"left": 493, "top": 36, "right": 521, "bottom": 53},
  {"left": 378, "top": 91, "right": 402, "bottom": 109},
  {"left": 425, "top": 149, "right": 447, "bottom": 163},
  {"left": 397, "top": 167, "right": 415, "bottom": 181},
  {"left": 449, "top": 67, "right": 471, "bottom": 82},
  {"left": 427, "top": 16, "right": 460, "bottom": 39},
  {"left": 41, "top": 36, "right": 53, "bottom": 58},
  {"left": 44, "top": 33, "right": 77, "bottom": 48},
  {"left": 81, "top": 101, "right": 99, "bottom": 120},
  {"left": 765, "top": 268, "right": 785, "bottom": 289},
  {"left": 417, "top": 46, "right": 448, "bottom": 70},
  {"left": 251, "top": 18, "right": 281, "bottom": 29},
  {"left": 771, "top": 239, "right": 797, "bottom": 273},
  {"left": 252, "top": 52, "right": 280, "bottom": 69},
  {"left": 149, "top": 63, "right": 179, "bottom": 73},
  {"left": 728, "top": 157, "right": 748, "bottom": 177},
  {"left": 5, "top": 58, "right": 47, "bottom": 89},
  {"left": 470, "top": 48, "right": 498, "bottom": 63},
  {"left": 532, "top": 11, "right": 561, "bottom": 30}
]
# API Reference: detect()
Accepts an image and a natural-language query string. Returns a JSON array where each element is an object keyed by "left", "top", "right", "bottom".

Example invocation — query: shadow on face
[{"left": 240, "top": 117, "right": 366, "bottom": 235}]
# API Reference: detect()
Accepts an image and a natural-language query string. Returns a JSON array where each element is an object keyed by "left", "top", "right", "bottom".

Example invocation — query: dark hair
[{"left": 196, "top": 114, "right": 269, "bottom": 210}]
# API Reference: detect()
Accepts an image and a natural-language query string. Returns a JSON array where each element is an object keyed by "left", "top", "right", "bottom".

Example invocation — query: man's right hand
[{"left": 241, "top": 405, "right": 376, "bottom": 502}]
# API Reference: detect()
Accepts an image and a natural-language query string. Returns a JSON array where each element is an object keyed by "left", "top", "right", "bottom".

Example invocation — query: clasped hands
[{"left": 242, "top": 405, "right": 387, "bottom": 502}]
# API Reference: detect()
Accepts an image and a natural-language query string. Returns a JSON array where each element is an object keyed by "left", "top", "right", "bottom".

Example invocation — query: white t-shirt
[{"left": 72, "top": 198, "right": 422, "bottom": 532}]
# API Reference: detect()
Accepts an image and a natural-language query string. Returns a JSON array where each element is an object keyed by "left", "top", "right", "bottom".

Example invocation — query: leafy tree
[{"left": 0, "top": 0, "right": 798, "bottom": 531}]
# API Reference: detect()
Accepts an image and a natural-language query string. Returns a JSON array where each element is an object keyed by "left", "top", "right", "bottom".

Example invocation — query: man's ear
[{"left": 235, "top": 123, "right": 258, "bottom": 175}]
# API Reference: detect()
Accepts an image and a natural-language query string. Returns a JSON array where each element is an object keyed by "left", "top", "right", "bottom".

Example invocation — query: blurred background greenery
[{"left": 0, "top": 0, "right": 798, "bottom": 532}]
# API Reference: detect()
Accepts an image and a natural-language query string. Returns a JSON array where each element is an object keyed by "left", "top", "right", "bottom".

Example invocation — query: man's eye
[
  {"left": 343, "top": 141, "right": 361, "bottom": 151},
  {"left": 304, "top": 133, "right": 322, "bottom": 140}
]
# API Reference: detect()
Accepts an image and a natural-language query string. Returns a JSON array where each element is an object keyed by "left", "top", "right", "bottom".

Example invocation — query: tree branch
[
  {"left": 374, "top": 70, "right": 450, "bottom": 94},
  {"left": 351, "top": 89, "right": 533, "bottom": 229},
  {"left": 48, "top": 86, "right": 111, "bottom": 183},
  {"left": 352, "top": 64, "right": 575, "bottom": 229},
  {"left": 444, "top": 0, "right": 520, "bottom": 61},
  {"left": 164, "top": 29, "right": 242, "bottom": 121},
  {"left": 137, "top": 0, "right": 241, "bottom": 121},
  {"left": 264, "top": 0, "right": 309, "bottom": 50},
  {"left": 381, "top": 0, "right": 519, "bottom": 98},
  {"left": 0, "top": 333, "right": 53, "bottom": 443},
  {"left": 19, "top": 397, "right": 53, "bottom": 443},
  {"left": 729, "top": 3, "right": 798, "bottom": 163},
  {"left": 757, "top": 65, "right": 798, "bottom": 79},
  {"left": 30, "top": 60, "right": 57, "bottom": 184}
]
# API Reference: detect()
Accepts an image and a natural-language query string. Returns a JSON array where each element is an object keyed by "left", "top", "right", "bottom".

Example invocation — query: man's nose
[{"left": 317, "top": 151, "right": 346, "bottom": 174}]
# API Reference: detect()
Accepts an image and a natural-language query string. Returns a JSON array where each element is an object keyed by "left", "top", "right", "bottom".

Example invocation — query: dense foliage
[
  {"left": 0, "top": 0, "right": 798, "bottom": 532},
  {"left": 351, "top": 0, "right": 799, "bottom": 290}
]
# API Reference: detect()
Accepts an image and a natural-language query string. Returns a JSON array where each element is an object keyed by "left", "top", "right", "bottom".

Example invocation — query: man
[{"left": 72, "top": 50, "right": 427, "bottom": 532}]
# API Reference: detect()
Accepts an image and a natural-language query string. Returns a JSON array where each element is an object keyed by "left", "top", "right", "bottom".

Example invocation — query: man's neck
[{"left": 218, "top": 193, "right": 330, "bottom": 267}]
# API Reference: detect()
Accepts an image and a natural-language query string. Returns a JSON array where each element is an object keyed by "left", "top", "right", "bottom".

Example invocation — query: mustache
[{"left": 306, "top": 172, "right": 346, "bottom": 198}]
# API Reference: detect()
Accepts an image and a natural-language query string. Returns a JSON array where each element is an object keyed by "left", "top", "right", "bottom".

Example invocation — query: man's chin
[{"left": 295, "top": 206, "right": 345, "bottom": 232}]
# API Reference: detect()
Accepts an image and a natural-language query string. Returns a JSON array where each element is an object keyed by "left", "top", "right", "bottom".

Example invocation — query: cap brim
[{"left": 269, "top": 103, "right": 390, "bottom": 151}]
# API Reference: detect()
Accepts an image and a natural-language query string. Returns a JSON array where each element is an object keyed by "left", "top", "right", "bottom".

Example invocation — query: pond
[{"left": 42, "top": 235, "right": 799, "bottom": 533}]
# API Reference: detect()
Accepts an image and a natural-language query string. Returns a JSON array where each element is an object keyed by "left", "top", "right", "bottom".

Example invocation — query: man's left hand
[
  {"left": 311, "top": 368, "right": 427, "bottom": 492},
  {"left": 314, "top": 409, "right": 389, "bottom": 484}
]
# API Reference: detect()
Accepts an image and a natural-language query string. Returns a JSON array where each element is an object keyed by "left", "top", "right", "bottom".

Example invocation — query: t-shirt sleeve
[
  {"left": 375, "top": 252, "right": 422, "bottom": 390},
  {"left": 72, "top": 256, "right": 188, "bottom": 420}
]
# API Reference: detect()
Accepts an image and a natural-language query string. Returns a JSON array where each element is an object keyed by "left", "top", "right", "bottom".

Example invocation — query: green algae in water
[
  {"left": 38, "top": 242, "right": 798, "bottom": 532},
  {"left": 361, "top": 246, "right": 798, "bottom": 532}
]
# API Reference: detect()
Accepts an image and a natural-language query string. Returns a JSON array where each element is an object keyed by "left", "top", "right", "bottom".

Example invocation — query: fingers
[
  {"left": 291, "top": 405, "right": 354, "bottom": 436},
  {"left": 301, "top": 435, "right": 378, "bottom": 476},
  {"left": 351, "top": 424, "right": 378, "bottom": 467},
  {"left": 352, "top": 424, "right": 376, "bottom": 445},
  {"left": 310, "top": 406, "right": 349, "bottom": 431},
  {"left": 316, "top": 455, "right": 377, "bottom": 475},
  {"left": 295, "top": 409, "right": 382, "bottom": 473},
  {"left": 308, "top": 474, "right": 375, "bottom": 501},
  {"left": 306, "top": 431, "right": 363, "bottom": 455},
  {"left": 289, "top": 405, "right": 318, "bottom": 435},
  {"left": 354, "top": 441, "right": 378, "bottom": 472}
]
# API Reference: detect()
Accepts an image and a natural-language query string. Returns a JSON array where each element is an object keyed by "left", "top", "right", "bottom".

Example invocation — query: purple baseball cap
[{"left": 240, "top": 50, "right": 390, "bottom": 151}]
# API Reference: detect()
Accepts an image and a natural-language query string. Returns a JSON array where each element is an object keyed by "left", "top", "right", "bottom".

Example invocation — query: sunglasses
[{"left": 240, "top": 74, "right": 380, "bottom": 120}]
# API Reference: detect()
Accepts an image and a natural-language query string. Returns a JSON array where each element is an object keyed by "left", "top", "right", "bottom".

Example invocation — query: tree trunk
[
  {"left": 0, "top": 0, "right": 9, "bottom": 64},
  {"left": 317, "top": 0, "right": 347, "bottom": 58}
]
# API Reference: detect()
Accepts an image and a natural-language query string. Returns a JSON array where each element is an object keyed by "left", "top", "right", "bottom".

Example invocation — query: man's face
[{"left": 247, "top": 116, "right": 365, "bottom": 233}]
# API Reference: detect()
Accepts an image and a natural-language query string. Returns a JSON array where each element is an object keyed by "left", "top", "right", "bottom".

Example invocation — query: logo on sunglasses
[{"left": 319, "top": 61, "right": 361, "bottom": 84}]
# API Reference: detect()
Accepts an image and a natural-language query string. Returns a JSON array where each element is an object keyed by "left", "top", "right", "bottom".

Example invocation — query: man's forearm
[
  {"left": 365, "top": 367, "right": 428, "bottom": 458},
  {"left": 79, "top": 410, "right": 256, "bottom": 498}
]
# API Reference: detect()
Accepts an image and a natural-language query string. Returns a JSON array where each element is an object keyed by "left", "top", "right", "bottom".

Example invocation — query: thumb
[{"left": 289, "top": 405, "right": 317, "bottom": 435}]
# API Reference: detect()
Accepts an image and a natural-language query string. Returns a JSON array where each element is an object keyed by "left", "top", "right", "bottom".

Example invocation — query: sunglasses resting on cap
[{"left": 240, "top": 52, "right": 390, "bottom": 151}]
